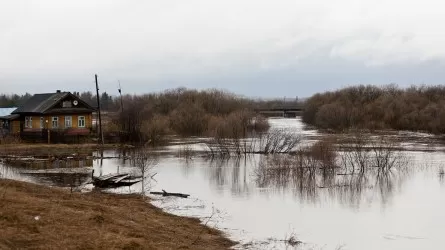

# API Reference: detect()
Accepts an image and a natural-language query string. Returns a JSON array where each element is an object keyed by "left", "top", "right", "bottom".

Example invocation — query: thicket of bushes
[
  {"left": 302, "top": 84, "right": 445, "bottom": 134},
  {"left": 107, "top": 88, "right": 269, "bottom": 144}
]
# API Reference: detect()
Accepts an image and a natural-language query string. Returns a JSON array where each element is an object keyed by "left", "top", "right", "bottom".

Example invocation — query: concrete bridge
[{"left": 255, "top": 105, "right": 304, "bottom": 118}]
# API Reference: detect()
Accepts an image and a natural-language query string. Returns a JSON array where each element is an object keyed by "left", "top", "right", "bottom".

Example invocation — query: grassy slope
[{"left": 0, "top": 179, "right": 235, "bottom": 249}]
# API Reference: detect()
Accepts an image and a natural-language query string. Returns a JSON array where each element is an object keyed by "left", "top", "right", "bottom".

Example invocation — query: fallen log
[
  {"left": 150, "top": 189, "right": 190, "bottom": 198},
  {"left": 91, "top": 170, "right": 142, "bottom": 188}
]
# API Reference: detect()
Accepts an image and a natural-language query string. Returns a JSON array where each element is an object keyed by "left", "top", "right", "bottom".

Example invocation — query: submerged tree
[{"left": 131, "top": 149, "right": 158, "bottom": 196}]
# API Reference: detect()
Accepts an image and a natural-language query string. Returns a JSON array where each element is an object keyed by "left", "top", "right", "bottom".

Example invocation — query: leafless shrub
[
  {"left": 307, "top": 139, "right": 337, "bottom": 170},
  {"left": 255, "top": 155, "right": 293, "bottom": 188},
  {"left": 207, "top": 110, "right": 268, "bottom": 139},
  {"left": 205, "top": 129, "right": 301, "bottom": 157},
  {"left": 339, "top": 133, "right": 370, "bottom": 173},
  {"left": 114, "top": 97, "right": 153, "bottom": 144},
  {"left": 206, "top": 139, "right": 233, "bottom": 158},
  {"left": 369, "top": 137, "right": 408, "bottom": 172},
  {"left": 262, "top": 230, "right": 302, "bottom": 248},
  {"left": 254, "top": 134, "right": 411, "bottom": 204},
  {"left": 284, "top": 231, "right": 302, "bottom": 247},
  {"left": 178, "top": 144, "right": 194, "bottom": 159},
  {"left": 303, "top": 84, "right": 445, "bottom": 134},
  {"left": 100, "top": 88, "right": 277, "bottom": 143},
  {"left": 141, "top": 115, "right": 169, "bottom": 146},
  {"left": 205, "top": 110, "right": 271, "bottom": 157},
  {"left": 169, "top": 103, "right": 209, "bottom": 136},
  {"left": 339, "top": 134, "right": 408, "bottom": 174},
  {"left": 130, "top": 149, "right": 158, "bottom": 195},
  {"left": 256, "top": 129, "right": 302, "bottom": 154}
]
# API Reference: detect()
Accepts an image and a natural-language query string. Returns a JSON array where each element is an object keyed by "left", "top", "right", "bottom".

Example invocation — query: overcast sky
[{"left": 1, "top": 0, "right": 445, "bottom": 98}]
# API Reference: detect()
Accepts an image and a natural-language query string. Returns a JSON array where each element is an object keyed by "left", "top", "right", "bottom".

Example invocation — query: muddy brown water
[{"left": 1, "top": 118, "right": 445, "bottom": 250}]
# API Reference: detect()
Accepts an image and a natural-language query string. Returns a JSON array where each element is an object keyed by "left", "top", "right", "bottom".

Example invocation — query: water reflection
[
  {"left": 0, "top": 152, "right": 94, "bottom": 188},
  {"left": 253, "top": 154, "right": 413, "bottom": 210},
  {"left": 204, "top": 157, "right": 253, "bottom": 197},
  {"left": 2, "top": 118, "right": 445, "bottom": 249}
]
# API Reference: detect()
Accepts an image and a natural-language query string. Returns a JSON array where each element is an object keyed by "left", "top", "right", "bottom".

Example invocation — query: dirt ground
[{"left": 0, "top": 179, "right": 235, "bottom": 249}]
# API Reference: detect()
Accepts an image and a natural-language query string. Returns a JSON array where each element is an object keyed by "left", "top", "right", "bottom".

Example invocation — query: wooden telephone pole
[
  {"left": 95, "top": 74, "right": 104, "bottom": 145},
  {"left": 118, "top": 80, "right": 124, "bottom": 113}
]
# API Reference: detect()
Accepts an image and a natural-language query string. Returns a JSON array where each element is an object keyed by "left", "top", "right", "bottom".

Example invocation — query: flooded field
[{"left": 1, "top": 118, "right": 445, "bottom": 250}]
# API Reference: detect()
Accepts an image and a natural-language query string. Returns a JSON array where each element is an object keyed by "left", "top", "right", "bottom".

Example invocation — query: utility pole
[
  {"left": 95, "top": 74, "right": 104, "bottom": 145},
  {"left": 118, "top": 80, "right": 124, "bottom": 112},
  {"left": 46, "top": 119, "right": 50, "bottom": 144}
]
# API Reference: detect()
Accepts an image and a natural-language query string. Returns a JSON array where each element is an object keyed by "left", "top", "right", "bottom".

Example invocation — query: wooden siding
[{"left": 12, "top": 120, "right": 20, "bottom": 134}]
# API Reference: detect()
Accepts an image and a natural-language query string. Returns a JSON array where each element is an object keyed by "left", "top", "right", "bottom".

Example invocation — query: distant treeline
[
  {"left": 0, "top": 94, "right": 32, "bottom": 107},
  {"left": 302, "top": 84, "right": 445, "bottom": 134},
  {"left": 1, "top": 90, "right": 300, "bottom": 113},
  {"left": 110, "top": 88, "right": 273, "bottom": 144},
  {"left": 0, "top": 92, "right": 116, "bottom": 111},
  {"left": 71, "top": 91, "right": 116, "bottom": 111}
]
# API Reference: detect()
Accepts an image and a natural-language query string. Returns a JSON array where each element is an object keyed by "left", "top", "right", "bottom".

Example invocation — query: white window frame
[
  {"left": 78, "top": 116, "right": 85, "bottom": 128},
  {"left": 52, "top": 116, "right": 58, "bottom": 128},
  {"left": 25, "top": 116, "right": 32, "bottom": 128},
  {"left": 40, "top": 117, "right": 44, "bottom": 129},
  {"left": 65, "top": 116, "right": 72, "bottom": 128}
]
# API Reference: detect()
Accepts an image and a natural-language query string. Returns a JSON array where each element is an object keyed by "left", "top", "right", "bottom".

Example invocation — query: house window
[
  {"left": 40, "top": 117, "right": 44, "bottom": 129},
  {"left": 65, "top": 116, "right": 72, "bottom": 128},
  {"left": 52, "top": 117, "right": 58, "bottom": 128},
  {"left": 78, "top": 116, "right": 85, "bottom": 128},
  {"left": 25, "top": 116, "right": 32, "bottom": 128}
]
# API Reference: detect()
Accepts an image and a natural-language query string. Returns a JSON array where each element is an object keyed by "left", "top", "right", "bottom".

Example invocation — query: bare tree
[
  {"left": 256, "top": 129, "right": 302, "bottom": 154},
  {"left": 339, "top": 132, "right": 370, "bottom": 174},
  {"left": 339, "top": 133, "right": 408, "bottom": 174},
  {"left": 131, "top": 149, "right": 158, "bottom": 196}
]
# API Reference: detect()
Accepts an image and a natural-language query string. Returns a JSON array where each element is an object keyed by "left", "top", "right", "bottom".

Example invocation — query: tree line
[
  {"left": 109, "top": 88, "right": 271, "bottom": 144},
  {"left": 1, "top": 89, "right": 301, "bottom": 113},
  {"left": 0, "top": 92, "right": 116, "bottom": 111},
  {"left": 0, "top": 94, "right": 32, "bottom": 108},
  {"left": 302, "top": 84, "right": 445, "bottom": 134}
]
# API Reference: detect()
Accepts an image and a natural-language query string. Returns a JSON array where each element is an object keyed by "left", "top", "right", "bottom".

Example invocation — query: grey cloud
[{"left": 1, "top": 0, "right": 445, "bottom": 97}]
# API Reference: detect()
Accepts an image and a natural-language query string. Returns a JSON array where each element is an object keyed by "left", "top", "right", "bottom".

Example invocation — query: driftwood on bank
[
  {"left": 91, "top": 170, "right": 142, "bottom": 188},
  {"left": 150, "top": 189, "right": 190, "bottom": 198}
]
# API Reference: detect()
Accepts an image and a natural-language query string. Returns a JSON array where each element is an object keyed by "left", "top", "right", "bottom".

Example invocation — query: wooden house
[{"left": 10, "top": 91, "right": 95, "bottom": 142}]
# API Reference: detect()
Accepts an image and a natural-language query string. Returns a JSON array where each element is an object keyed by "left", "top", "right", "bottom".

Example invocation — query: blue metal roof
[{"left": 0, "top": 107, "right": 18, "bottom": 117}]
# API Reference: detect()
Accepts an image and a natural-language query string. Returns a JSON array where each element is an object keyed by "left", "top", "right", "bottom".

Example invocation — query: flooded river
[{"left": 1, "top": 118, "right": 445, "bottom": 250}]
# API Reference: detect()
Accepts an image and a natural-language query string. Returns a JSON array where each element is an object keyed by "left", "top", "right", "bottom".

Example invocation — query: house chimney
[{"left": 56, "top": 90, "right": 61, "bottom": 93}]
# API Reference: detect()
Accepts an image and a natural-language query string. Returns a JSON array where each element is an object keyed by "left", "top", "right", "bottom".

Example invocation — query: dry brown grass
[{"left": 0, "top": 180, "right": 235, "bottom": 250}]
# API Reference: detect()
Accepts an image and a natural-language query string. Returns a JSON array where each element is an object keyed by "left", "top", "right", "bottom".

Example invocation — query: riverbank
[
  {"left": 0, "top": 143, "right": 132, "bottom": 157},
  {"left": 0, "top": 179, "right": 235, "bottom": 249},
  {"left": 0, "top": 142, "right": 127, "bottom": 150}
]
